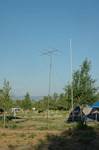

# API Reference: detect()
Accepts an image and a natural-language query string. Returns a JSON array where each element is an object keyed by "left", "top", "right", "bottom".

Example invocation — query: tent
[
  {"left": 83, "top": 106, "right": 92, "bottom": 115},
  {"left": 67, "top": 106, "right": 85, "bottom": 122},
  {"left": 91, "top": 101, "right": 99, "bottom": 108},
  {"left": 87, "top": 101, "right": 99, "bottom": 121}
]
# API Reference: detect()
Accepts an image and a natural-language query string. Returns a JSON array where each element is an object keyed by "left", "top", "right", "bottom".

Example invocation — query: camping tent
[
  {"left": 83, "top": 106, "right": 92, "bottom": 115},
  {"left": 91, "top": 101, "right": 99, "bottom": 108},
  {"left": 87, "top": 101, "right": 99, "bottom": 121},
  {"left": 67, "top": 106, "right": 85, "bottom": 122}
]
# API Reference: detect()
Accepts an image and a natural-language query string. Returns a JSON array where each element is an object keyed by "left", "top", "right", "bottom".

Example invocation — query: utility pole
[
  {"left": 70, "top": 39, "right": 73, "bottom": 110},
  {"left": 42, "top": 49, "right": 59, "bottom": 129}
]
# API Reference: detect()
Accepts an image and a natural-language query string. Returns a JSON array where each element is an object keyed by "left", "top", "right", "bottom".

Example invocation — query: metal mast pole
[
  {"left": 42, "top": 49, "right": 59, "bottom": 129},
  {"left": 70, "top": 39, "right": 73, "bottom": 110},
  {"left": 47, "top": 54, "right": 52, "bottom": 123}
]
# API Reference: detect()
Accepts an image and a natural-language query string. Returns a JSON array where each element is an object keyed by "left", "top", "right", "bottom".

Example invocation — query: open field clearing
[
  {"left": 0, "top": 111, "right": 70, "bottom": 130},
  {"left": 0, "top": 111, "right": 99, "bottom": 150},
  {"left": 0, "top": 111, "right": 70, "bottom": 150}
]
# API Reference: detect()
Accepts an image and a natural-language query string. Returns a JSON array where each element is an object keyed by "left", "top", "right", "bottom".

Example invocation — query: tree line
[{"left": 0, "top": 58, "right": 99, "bottom": 112}]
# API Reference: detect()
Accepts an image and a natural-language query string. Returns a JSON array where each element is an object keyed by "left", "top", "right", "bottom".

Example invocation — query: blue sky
[{"left": 0, "top": 0, "right": 99, "bottom": 96}]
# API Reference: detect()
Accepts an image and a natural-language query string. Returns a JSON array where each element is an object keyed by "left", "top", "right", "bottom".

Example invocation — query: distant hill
[
  {"left": 13, "top": 96, "right": 43, "bottom": 101},
  {"left": 31, "top": 96, "right": 43, "bottom": 100}
]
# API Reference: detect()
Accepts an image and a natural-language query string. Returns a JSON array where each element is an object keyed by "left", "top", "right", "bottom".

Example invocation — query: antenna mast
[
  {"left": 70, "top": 39, "right": 73, "bottom": 110},
  {"left": 42, "top": 49, "right": 59, "bottom": 129}
]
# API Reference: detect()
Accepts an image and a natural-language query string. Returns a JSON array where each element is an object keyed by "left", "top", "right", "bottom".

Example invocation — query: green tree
[
  {"left": 65, "top": 59, "right": 98, "bottom": 108},
  {"left": 53, "top": 93, "right": 58, "bottom": 101},
  {"left": 2, "top": 80, "right": 12, "bottom": 111},
  {"left": 22, "top": 92, "right": 32, "bottom": 110},
  {"left": 0, "top": 89, "right": 4, "bottom": 108},
  {"left": 14, "top": 99, "right": 23, "bottom": 108},
  {"left": 57, "top": 93, "right": 68, "bottom": 110},
  {"left": 37, "top": 96, "right": 48, "bottom": 111}
]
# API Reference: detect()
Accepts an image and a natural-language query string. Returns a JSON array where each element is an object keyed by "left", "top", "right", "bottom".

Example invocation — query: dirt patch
[{"left": 0, "top": 127, "right": 60, "bottom": 150}]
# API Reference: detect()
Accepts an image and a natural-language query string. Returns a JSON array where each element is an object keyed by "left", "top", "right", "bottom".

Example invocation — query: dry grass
[
  {"left": 0, "top": 111, "right": 98, "bottom": 150},
  {"left": 0, "top": 111, "right": 67, "bottom": 149}
]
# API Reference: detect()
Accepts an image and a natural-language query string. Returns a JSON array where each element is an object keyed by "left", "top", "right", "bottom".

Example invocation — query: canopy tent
[
  {"left": 91, "top": 101, "right": 99, "bottom": 108},
  {"left": 86, "top": 101, "right": 99, "bottom": 121}
]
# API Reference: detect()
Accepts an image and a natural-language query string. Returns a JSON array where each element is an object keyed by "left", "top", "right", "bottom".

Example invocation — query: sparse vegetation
[{"left": 0, "top": 59, "right": 98, "bottom": 150}]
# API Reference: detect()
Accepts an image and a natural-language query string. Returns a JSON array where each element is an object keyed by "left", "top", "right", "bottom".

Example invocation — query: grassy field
[
  {"left": 0, "top": 110, "right": 69, "bottom": 150},
  {"left": 0, "top": 110, "right": 99, "bottom": 150},
  {"left": 0, "top": 110, "right": 70, "bottom": 130}
]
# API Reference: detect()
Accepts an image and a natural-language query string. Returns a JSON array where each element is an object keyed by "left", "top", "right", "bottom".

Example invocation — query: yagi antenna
[{"left": 41, "top": 48, "right": 60, "bottom": 129}]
